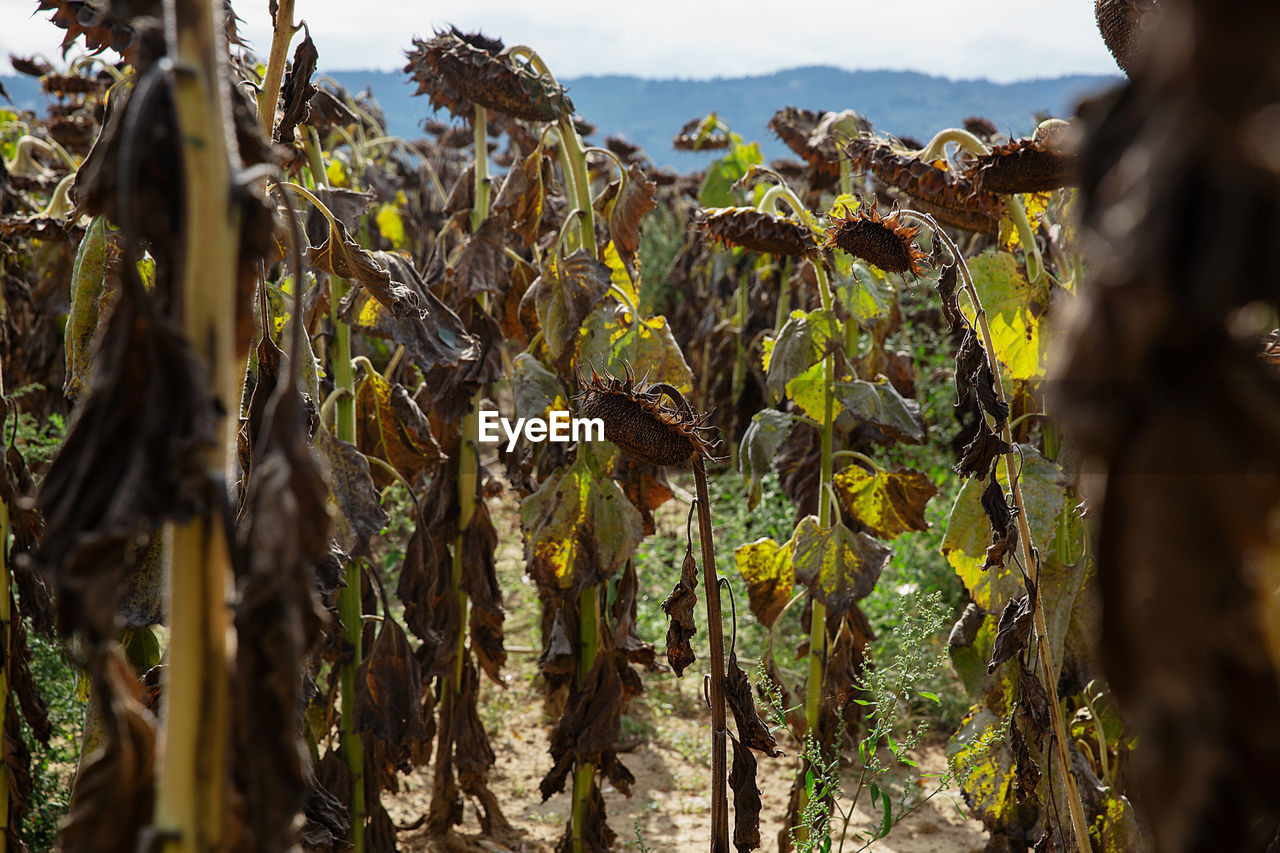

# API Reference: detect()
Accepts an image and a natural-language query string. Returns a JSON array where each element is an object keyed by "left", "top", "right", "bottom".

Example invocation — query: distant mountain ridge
[{"left": 2, "top": 65, "right": 1120, "bottom": 169}]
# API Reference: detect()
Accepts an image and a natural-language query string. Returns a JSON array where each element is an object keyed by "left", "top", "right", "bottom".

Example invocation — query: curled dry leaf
[
  {"left": 58, "top": 646, "right": 156, "bottom": 853},
  {"left": 660, "top": 541, "right": 699, "bottom": 676},
  {"left": 724, "top": 650, "right": 782, "bottom": 757},
  {"left": 354, "top": 368, "right": 442, "bottom": 489},
  {"left": 987, "top": 595, "right": 1034, "bottom": 673},
  {"left": 980, "top": 472, "right": 1020, "bottom": 570},
  {"left": 313, "top": 425, "right": 390, "bottom": 559},
  {"left": 274, "top": 30, "right": 318, "bottom": 144},
  {"left": 729, "top": 735, "right": 763, "bottom": 853}
]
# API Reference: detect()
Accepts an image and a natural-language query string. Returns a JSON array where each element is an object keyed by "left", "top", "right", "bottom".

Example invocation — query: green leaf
[
  {"left": 835, "top": 263, "right": 895, "bottom": 327},
  {"left": 64, "top": 215, "right": 116, "bottom": 400},
  {"left": 832, "top": 465, "right": 938, "bottom": 540},
  {"left": 766, "top": 308, "right": 841, "bottom": 400},
  {"left": 520, "top": 451, "right": 644, "bottom": 593},
  {"left": 698, "top": 138, "right": 763, "bottom": 208},
  {"left": 962, "top": 250, "right": 1051, "bottom": 382},
  {"left": 789, "top": 515, "right": 892, "bottom": 620},
  {"left": 831, "top": 376, "right": 925, "bottom": 443},
  {"left": 733, "top": 537, "right": 795, "bottom": 627}
]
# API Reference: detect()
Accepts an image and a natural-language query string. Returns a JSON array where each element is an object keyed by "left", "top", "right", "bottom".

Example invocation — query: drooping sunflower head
[
  {"left": 577, "top": 365, "right": 718, "bottom": 467},
  {"left": 700, "top": 207, "right": 816, "bottom": 257},
  {"left": 404, "top": 27, "right": 572, "bottom": 123},
  {"left": 823, "top": 204, "right": 930, "bottom": 277}
]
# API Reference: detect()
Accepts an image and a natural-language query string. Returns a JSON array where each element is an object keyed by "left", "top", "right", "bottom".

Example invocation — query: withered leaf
[
  {"left": 521, "top": 452, "right": 644, "bottom": 596},
  {"left": 609, "top": 165, "right": 657, "bottom": 272},
  {"left": 613, "top": 454, "right": 675, "bottom": 537},
  {"left": 36, "top": 299, "right": 218, "bottom": 643},
  {"left": 9, "top": 611, "right": 50, "bottom": 744},
  {"left": 955, "top": 419, "right": 1012, "bottom": 480},
  {"left": 538, "top": 607, "right": 576, "bottom": 687},
  {"left": 981, "top": 472, "right": 1020, "bottom": 570},
  {"left": 356, "top": 616, "right": 430, "bottom": 770},
  {"left": 611, "top": 560, "right": 661, "bottom": 672},
  {"left": 447, "top": 210, "right": 514, "bottom": 301},
  {"left": 725, "top": 650, "right": 782, "bottom": 757},
  {"left": 935, "top": 256, "right": 962, "bottom": 332},
  {"left": 987, "top": 595, "right": 1034, "bottom": 673},
  {"left": 1009, "top": 718, "right": 1041, "bottom": 803},
  {"left": 491, "top": 149, "right": 548, "bottom": 247},
  {"left": 1017, "top": 657, "right": 1051, "bottom": 739},
  {"left": 59, "top": 647, "right": 156, "bottom": 853},
  {"left": 314, "top": 425, "right": 389, "bottom": 558},
  {"left": 345, "top": 253, "right": 480, "bottom": 376},
  {"left": 275, "top": 30, "right": 318, "bottom": 144},
  {"left": 541, "top": 653, "right": 625, "bottom": 800},
  {"left": 233, "top": 349, "right": 333, "bottom": 850},
  {"left": 310, "top": 220, "right": 420, "bottom": 317},
  {"left": 461, "top": 501, "right": 506, "bottom": 684},
  {"left": 354, "top": 368, "right": 442, "bottom": 489},
  {"left": 733, "top": 537, "right": 794, "bottom": 629},
  {"left": 730, "top": 735, "right": 763, "bottom": 853},
  {"left": 2, "top": 705, "right": 31, "bottom": 842},
  {"left": 660, "top": 543, "right": 699, "bottom": 676},
  {"left": 530, "top": 250, "right": 612, "bottom": 360},
  {"left": 306, "top": 753, "right": 352, "bottom": 847}
]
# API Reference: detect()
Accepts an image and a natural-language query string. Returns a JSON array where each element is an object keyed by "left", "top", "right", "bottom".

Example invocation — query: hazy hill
[{"left": 2, "top": 65, "right": 1120, "bottom": 169}]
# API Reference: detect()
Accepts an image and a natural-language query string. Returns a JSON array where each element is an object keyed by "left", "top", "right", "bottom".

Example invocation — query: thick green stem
[
  {"left": 255, "top": 0, "right": 295, "bottom": 135},
  {"left": 905, "top": 211, "right": 1092, "bottom": 853},
  {"left": 556, "top": 116, "right": 597, "bottom": 257},
  {"left": 331, "top": 276, "right": 365, "bottom": 853},
  {"left": 729, "top": 270, "right": 749, "bottom": 468},
  {"left": 155, "top": 0, "right": 240, "bottom": 848},
  {"left": 693, "top": 459, "right": 730, "bottom": 853},
  {"left": 798, "top": 260, "right": 836, "bottom": 841},
  {"left": 569, "top": 584, "right": 599, "bottom": 853},
  {"left": 472, "top": 105, "right": 490, "bottom": 232}
]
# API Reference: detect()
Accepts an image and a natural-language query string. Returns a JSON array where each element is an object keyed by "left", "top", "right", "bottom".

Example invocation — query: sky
[{"left": 2, "top": 0, "right": 1120, "bottom": 81}]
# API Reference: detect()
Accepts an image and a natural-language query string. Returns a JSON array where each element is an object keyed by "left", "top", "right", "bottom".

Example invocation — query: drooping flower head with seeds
[
  {"left": 823, "top": 204, "right": 930, "bottom": 277},
  {"left": 700, "top": 207, "right": 816, "bottom": 257},
  {"left": 577, "top": 365, "right": 719, "bottom": 467}
]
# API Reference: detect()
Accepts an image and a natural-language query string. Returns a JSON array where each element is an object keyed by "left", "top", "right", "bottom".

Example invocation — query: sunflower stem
[
  {"left": 255, "top": 0, "right": 296, "bottom": 135},
  {"left": 693, "top": 457, "right": 731, "bottom": 853},
  {"left": 154, "top": 0, "right": 240, "bottom": 847},
  {"left": 902, "top": 210, "right": 1092, "bottom": 853},
  {"left": 569, "top": 581, "right": 600, "bottom": 853},
  {"left": 796, "top": 258, "right": 836, "bottom": 843},
  {"left": 472, "top": 104, "right": 490, "bottom": 232},
  {"left": 306, "top": 122, "right": 366, "bottom": 853}
]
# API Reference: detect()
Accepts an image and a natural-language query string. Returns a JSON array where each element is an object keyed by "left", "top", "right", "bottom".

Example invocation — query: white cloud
[{"left": 1, "top": 0, "right": 1120, "bottom": 81}]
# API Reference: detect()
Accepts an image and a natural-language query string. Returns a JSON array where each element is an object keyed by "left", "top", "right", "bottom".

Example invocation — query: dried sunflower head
[
  {"left": 1095, "top": 0, "right": 1161, "bottom": 76},
  {"left": 404, "top": 27, "right": 572, "bottom": 123},
  {"left": 974, "top": 125, "right": 1076, "bottom": 194},
  {"left": 577, "top": 366, "right": 718, "bottom": 467},
  {"left": 701, "top": 207, "right": 816, "bottom": 257},
  {"left": 673, "top": 115, "right": 730, "bottom": 151},
  {"left": 824, "top": 204, "right": 929, "bottom": 276}
]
